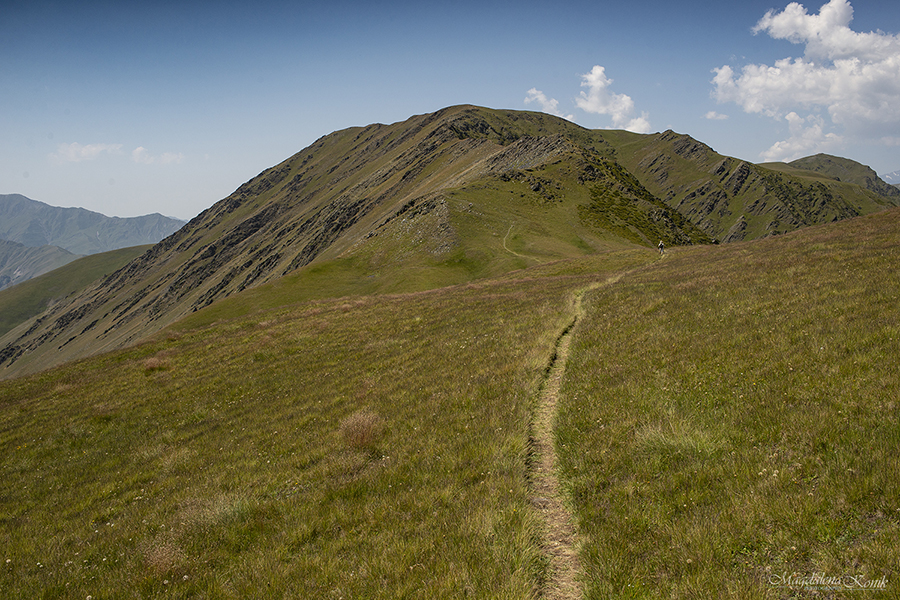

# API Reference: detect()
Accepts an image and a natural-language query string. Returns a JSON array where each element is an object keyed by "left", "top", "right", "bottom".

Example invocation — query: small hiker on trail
[{"left": 658, "top": 240, "right": 665, "bottom": 254}]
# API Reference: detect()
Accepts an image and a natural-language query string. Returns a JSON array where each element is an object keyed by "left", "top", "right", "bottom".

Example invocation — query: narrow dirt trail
[
  {"left": 502, "top": 223, "right": 527, "bottom": 259},
  {"left": 502, "top": 222, "right": 545, "bottom": 263},
  {"left": 530, "top": 283, "right": 599, "bottom": 600}
]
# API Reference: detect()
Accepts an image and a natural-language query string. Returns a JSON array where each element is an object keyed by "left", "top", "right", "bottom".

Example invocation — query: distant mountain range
[
  {"left": 881, "top": 169, "right": 900, "bottom": 187},
  {"left": 0, "top": 194, "right": 185, "bottom": 290},
  {"left": 2, "top": 105, "right": 898, "bottom": 379},
  {"left": 0, "top": 240, "right": 77, "bottom": 291},
  {"left": 0, "top": 194, "right": 186, "bottom": 255}
]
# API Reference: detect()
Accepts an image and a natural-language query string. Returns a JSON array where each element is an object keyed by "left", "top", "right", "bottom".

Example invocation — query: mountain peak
[
  {"left": 2, "top": 106, "right": 898, "bottom": 380},
  {"left": 881, "top": 169, "right": 900, "bottom": 186},
  {"left": 788, "top": 155, "right": 900, "bottom": 199}
]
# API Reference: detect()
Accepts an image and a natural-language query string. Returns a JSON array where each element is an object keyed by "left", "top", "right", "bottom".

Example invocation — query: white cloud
[
  {"left": 525, "top": 88, "right": 574, "bottom": 120},
  {"left": 705, "top": 111, "right": 729, "bottom": 120},
  {"left": 132, "top": 146, "right": 153, "bottom": 164},
  {"left": 50, "top": 142, "right": 184, "bottom": 165},
  {"left": 753, "top": 0, "right": 900, "bottom": 62},
  {"left": 712, "top": 0, "right": 900, "bottom": 157},
  {"left": 52, "top": 142, "right": 122, "bottom": 162},
  {"left": 761, "top": 112, "right": 843, "bottom": 161},
  {"left": 575, "top": 65, "right": 652, "bottom": 133},
  {"left": 132, "top": 146, "right": 185, "bottom": 165}
]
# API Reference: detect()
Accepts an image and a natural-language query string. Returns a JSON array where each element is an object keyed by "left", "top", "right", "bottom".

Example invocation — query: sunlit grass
[
  {"left": 557, "top": 210, "right": 900, "bottom": 597},
  {"left": 3, "top": 207, "right": 898, "bottom": 597},
  {"left": 0, "top": 250, "right": 652, "bottom": 598}
]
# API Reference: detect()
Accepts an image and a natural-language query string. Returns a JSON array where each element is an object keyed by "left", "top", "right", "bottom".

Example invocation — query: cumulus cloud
[
  {"left": 576, "top": 65, "right": 651, "bottom": 133},
  {"left": 712, "top": 0, "right": 900, "bottom": 160},
  {"left": 132, "top": 146, "right": 153, "bottom": 164},
  {"left": 753, "top": 0, "right": 900, "bottom": 62},
  {"left": 525, "top": 88, "right": 574, "bottom": 120},
  {"left": 132, "top": 147, "right": 185, "bottom": 165},
  {"left": 761, "top": 112, "right": 843, "bottom": 161},
  {"left": 705, "top": 111, "right": 729, "bottom": 120},
  {"left": 52, "top": 142, "right": 122, "bottom": 162}
]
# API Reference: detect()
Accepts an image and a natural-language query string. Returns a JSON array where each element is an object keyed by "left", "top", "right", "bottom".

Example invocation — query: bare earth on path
[{"left": 530, "top": 284, "right": 599, "bottom": 600}]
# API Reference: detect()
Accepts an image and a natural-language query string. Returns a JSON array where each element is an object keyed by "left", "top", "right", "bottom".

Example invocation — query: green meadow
[
  {"left": 558, "top": 210, "right": 900, "bottom": 597},
  {"left": 2, "top": 208, "right": 899, "bottom": 598}
]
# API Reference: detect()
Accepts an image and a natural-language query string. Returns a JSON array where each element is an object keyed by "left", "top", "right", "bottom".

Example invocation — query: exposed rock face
[
  {"left": 619, "top": 131, "right": 897, "bottom": 242},
  {"left": 723, "top": 215, "right": 748, "bottom": 243}
]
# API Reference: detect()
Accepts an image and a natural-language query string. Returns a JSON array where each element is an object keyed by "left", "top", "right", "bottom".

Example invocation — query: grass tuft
[{"left": 340, "top": 408, "right": 385, "bottom": 454}]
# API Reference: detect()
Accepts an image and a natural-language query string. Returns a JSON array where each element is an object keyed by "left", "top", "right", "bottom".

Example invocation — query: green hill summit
[{"left": 1, "top": 106, "right": 897, "bottom": 380}]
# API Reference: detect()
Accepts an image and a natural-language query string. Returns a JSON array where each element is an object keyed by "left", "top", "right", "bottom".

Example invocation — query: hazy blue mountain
[
  {"left": 0, "top": 194, "right": 185, "bottom": 255},
  {"left": 881, "top": 169, "right": 900, "bottom": 188},
  {"left": 0, "top": 239, "right": 80, "bottom": 291}
]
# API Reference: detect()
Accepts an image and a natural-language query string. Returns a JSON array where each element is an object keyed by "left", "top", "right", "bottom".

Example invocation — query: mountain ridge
[
  {"left": 1, "top": 105, "right": 897, "bottom": 380},
  {"left": 0, "top": 194, "right": 186, "bottom": 256},
  {"left": 0, "top": 240, "right": 80, "bottom": 291},
  {"left": 787, "top": 153, "right": 900, "bottom": 201}
]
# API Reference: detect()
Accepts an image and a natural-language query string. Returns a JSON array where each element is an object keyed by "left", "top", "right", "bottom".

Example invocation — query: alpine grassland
[
  {"left": 0, "top": 248, "right": 652, "bottom": 598},
  {"left": 4, "top": 204, "right": 900, "bottom": 597},
  {"left": 557, "top": 209, "right": 900, "bottom": 597}
]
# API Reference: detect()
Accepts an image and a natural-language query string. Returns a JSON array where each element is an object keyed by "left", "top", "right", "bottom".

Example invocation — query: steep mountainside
[
  {"left": 1, "top": 105, "right": 897, "bottom": 380},
  {"left": 0, "top": 240, "right": 80, "bottom": 291},
  {"left": 0, "top": 194, "right": 185, "bottom": 255},
  {"left": 608, "top": 132, "right": 897, "bottom": 241},
  {"left": 788, "top": 154, "right": 900, "bottom": 201},
  {"left": 0, "top": 245, "right": 150, "bottom": 337}
]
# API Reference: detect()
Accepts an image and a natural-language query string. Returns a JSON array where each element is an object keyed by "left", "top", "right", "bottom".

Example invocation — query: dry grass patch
[
  {"left": 340, "top": 408, "right": 385, "bottom": 454},
  {"left": 140, "top": 534, "right": 186, "bottom": 577}
]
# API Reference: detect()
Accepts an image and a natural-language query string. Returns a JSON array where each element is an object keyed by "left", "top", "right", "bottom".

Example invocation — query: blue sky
[{"left": 2, "top": 0, "right": 899, "bottom": 219}]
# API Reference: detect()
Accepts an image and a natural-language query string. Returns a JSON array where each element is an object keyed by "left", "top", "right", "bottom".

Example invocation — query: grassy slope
[
  {"left": 2, "top": 210, "right": 899, "bottom": 598},
  {"left": 0, "top": 246, "right": 151, "bottom": 337},
  {"left": 162, "top": 170, "right": 631, "bottom": 332},
  {"left": 558, "top": 208, "right": 900, "bottom": 597},
  {"left": 0, "top": 246, "right": 653, "bottom": 598}
]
